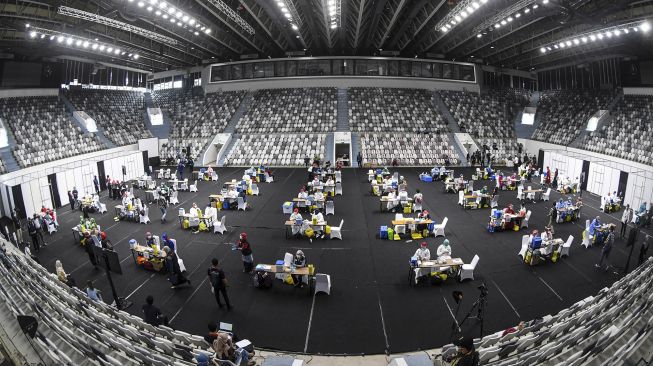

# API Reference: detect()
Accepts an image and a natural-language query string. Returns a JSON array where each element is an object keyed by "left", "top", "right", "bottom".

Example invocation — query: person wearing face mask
[
  {"left": 237, "top": 233, "right": 254, "bottom": 273},
  {"left": 291, "top": 250, "right": 307, "bottom": 288}
]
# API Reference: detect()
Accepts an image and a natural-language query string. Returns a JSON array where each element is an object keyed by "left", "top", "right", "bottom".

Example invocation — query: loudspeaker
[
  {"left": 627, "top": 227, "right": 639, "bottom": 247},
  {"left": 17, "top": 315, "right": 38, "bottom": 338},
  {"left": 122, "top": 165, "right": 126, "bottom": 176}
]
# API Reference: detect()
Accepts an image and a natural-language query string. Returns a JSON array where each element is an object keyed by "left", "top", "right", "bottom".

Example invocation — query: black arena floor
[{"left": 28, "top": 167, "right": 652, "bottom": 355}]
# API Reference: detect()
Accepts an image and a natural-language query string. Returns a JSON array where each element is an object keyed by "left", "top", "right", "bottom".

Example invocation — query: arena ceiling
[{"left": 0, "top": 0, "right": 651, "bottom": 72}]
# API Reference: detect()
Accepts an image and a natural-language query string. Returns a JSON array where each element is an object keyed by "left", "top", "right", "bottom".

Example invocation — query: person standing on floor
[
  {"left": 93, "top": 175, "right": 100, "bottom": 194},
  {"left": 27, "top": 217, "right": 40, "bottom": 253},
  {"left": 621, "top": 205, "right": 633, "bottom": 238},
  {"left": 208, "top": 258, "right": 232, "bottom": 310},
  {"left": 596, "top": 225, "right": 615, "bottom": 271},
  {"left": 236, "top": 233, "right": 254, "bottom": 273},
  {"left": 357, "top": 151, "right": 362, "bottom": 168},
  {"left": 142, "top": 295, "right": 169, "bottom": 326},
  {"left": 68, "top": 190, "right": 75, "bottom": 210},
  {"left": 547, "top": 202, "right": 557, "bottom": 227}
]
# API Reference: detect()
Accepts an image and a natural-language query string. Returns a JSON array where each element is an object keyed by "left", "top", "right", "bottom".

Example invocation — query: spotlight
[
  {"left": 460, "top": 10, "right": 468, "bottom": 18},
  {"left": 507, "top": 17, "right": 513, "bottom": 22},
  {"left": 581, "top": 37, "right": 587, "bottom": 43},
  {"left": 99, "top": 45, "right": 105, "bottom": 51},
  {"left": 533, "top": 4, "right": 539, "bottom": 9},
  {"left": 155, "top": 10, "right": 161, "bottom": 15},
  {"left": 137, "top": 1, "right": 144, "bottom": 7},
  {"left": 515, "top": 13, "right": 521, "bottom": 18},
  {"left": 57, "top": 35, "right": 64, "bottom": 43},
  {"left": 49, "top": 35, "right": 55, "bottom": 40},
  {"left": 605, "top": 31, "right": 612, "bottom": 37},
  {"left": 133, "top": 54, "right": 140, "bottom": 59},
  {"left": 477, "top": 34, "right": 482, "bottom": 38},
  {"left": 540, "top": 47, "right": 546, "bottom": 53},
  {"left": 66, "top": 37, "right": 73, "bottom": 45},
  {"left": 189, "top": 18, "right": 195, "bottom": 25},
  {"left": 107, "top": 47, "right": 113, "bottom": 52},
  {"left": 559, "top": 42, "right": 565, "bottom": 48},
  {"left": 40, "top": 34, "right": 45, "bottom": 39},
  {"left": 597, "top": 33, "right": 604, "bottom": 39},
  {"left": 524, "top": 8, "right": 530, "bottom": 13},
  {"left": 182, "top": 15, "right": 189, "bottom": 22},
  {"left": 146, "top": 6, "right": 153, "bottom": 11},
  {"left": 641, "top": 21, "right": 651, "bottom": 32},
  {"left": 25, "top": 23, "right": 30, "bottom": 28},
  {"left": 162, "top": 14, "right": 168, "bottom": 19},
  {"left": 75, "top": 40, "right": 82, "bottom": 46},
  {"left": 330, "top": 24, "right": 337, "bottom": 29},
  {"left": 624, "top": 28, "right": 629, "bottom": 34},
  {"left": 454, "top": 15, "right": 462, "bottom": 22},
  {"left": 29, "top": 31, "right": 37, "bottom": 38},
  {"left": 159, "top": 1, "right": 167, "bottom": 8},
  {"left": 501, "top": 20, "right": 507, "bottom": 25},
  {"left": 441, "top": 26, "right": 449, "bottom": 32},
  {"left": 92, "top": 43, "right": 98, "bottom": 49},
  {"left": 291, "top": 24, "right": 298, "bottom": 30},
  {"left": 494, "top": 23, "right": 500, "bottom": 28},
  {"left": 589, "top": 34, "right": 596, "bottom": 41},
  {"left": 114, "top": 48, "right": 121, "bottom": 54},
  {"left": 573, "top": 38, "right": 579, "bottom": 45},
  {"left": 205, "top": 28, "right": 211, "bottom": 34},
  {"left": 194, "top": 31, "right": 199, "bottom": 35},
  {"left": 565, "top": 40, "right": 572, "bottom": 46},
  {"left": 543, "top": 0, "right": 549, "bottom": 3},
  {"left": 553, "top": 44, "right": 559, "bottom": 49},
  {"left": 175, "top": 10, "right": 183, "bottom": 18}
]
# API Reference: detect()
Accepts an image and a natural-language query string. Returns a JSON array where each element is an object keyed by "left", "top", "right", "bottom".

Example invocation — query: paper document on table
[{"left": 255, "top": 264, "right": 271, "bottom": 271}]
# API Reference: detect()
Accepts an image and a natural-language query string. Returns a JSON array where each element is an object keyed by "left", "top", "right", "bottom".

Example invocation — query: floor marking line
[
  {"left": 125, "top": 273, "right": 156, "bottom": 299},
  {"left": 560, "top": 259, "right": 593, "bottom": 283},
  {"left": 491, "top": 279, "right": 521, "bottom": 318},
  {"left": 442, "top": 296, "right": 458, "bottom": 324},
  {"left": 378, "top": 296, "right": 389, "bottom": 350},
  {"left": 169, "top": 277, "right": 209, "bottom": 324},
  {"left": 537, "top": 276, "right": 563, "bottom": 301},
  {"left": 303, "top": 292, "right": 317, "bottom": 353}
]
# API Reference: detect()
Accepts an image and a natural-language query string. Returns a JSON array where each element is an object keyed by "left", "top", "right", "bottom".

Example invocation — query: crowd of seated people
[
  {"left": 225, "top": 134, "right": 326, "bottom": 166},
  {"left": 533, "top": 89, "right": 616, "bottom": 145},
  {"left": 236, "top": 88, "right": 337, "bottom": 133},
  {"left": 348, "top": 88, "right": 449, "bottom": 133},
  {"left": 66, "top": 90, "right": 152, "bottom": 146},
  {"left": 582, "top": 94, "right": 653, "bottom": 165},
  {"left": 0, "top": 96, "right": 105, "bottom": 168},
  {"left": 359, "top": 133, "right": 459, "bottom": 166},
  {"left": 154, "top": 89, "right": 246, "bottom": 160}
]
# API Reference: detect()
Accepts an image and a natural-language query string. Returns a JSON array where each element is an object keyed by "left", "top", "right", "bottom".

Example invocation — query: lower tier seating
[
  {"left": 360, "top": 133, "right": 459, "bottom": 166},
  {"left": 224, "top": 134, "right": 326, "bottom": 166}
]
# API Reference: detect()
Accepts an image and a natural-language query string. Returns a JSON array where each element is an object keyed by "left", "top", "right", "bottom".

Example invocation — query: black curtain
[
  {"left": 581, "top": 160, "right": 590, "bottom": 191},
  {"left": 618, "top": 171, "right": 628, "bottom": 198},
  {"left": 142, "top": 151, "right": 149, "bottom": 175},
  {"left": 97, "top": 161, "right": 107, "bottom": 190},
  {"left": 47, "top": 174, "right": 61, "bottom": 208},
  {"left": 11, "top": 185, "right": 25, "bottom": 219}
]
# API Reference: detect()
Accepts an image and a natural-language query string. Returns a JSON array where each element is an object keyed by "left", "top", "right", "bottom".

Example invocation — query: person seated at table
[
  {"left": 298, "top": 187, "right": 308, "bottom": 200},
  {"left": 491, "top": 186, "right": 499, "bottom": 198},
  {"left": 145, "top": 232, "right": 158, "bottom": 249},
  {"left": 445, "top": 176, "right": 456, "bottom": 193},
  {"left": 542, "top": 226, "right": 553, "bottom": 242},
  {"left": 528, "top": 230, "right": 539, "bottom": 245},
  {"left": 455, "top": 175, "right": 466, "bottom": 191},
  {"left": 386, "top": 191, "right": 401, "bottom": 212},
  {"left": 225, "top": 187, "right": 238, "bottom": 200},
  {"left": 161, "top": 233, "right": 175, "bottom": 252},
  {"left": 238, "top": 188, "right": 247, "bottom": 204},
  {"left": 290, "top": 208, "right": 303, "bottom": 236},
  {"left": 212, "top": 331, "right": 253, "bottom": 366},
  {"left": 479, "top": 186, "right": 488, "bottom": 195},
  {"left": 437, "top": 239, "right": 452, "bottom": 260},
  {"left": 309, "top": 175, "right": 321, "bottom": 188},
  {"left": 314, "top": 190, "right": 324, "bottom": 202},
  {"left": 381, "top": 166, "right": 390, "bottom": 176},
  {"left": 518, "top": 204, "right": 527, "bottom": 217},
  {"left": 325, "top": 176, "right": 334, "bottom": 186},
  {"left": 590, "top": 216, "right": 601, "bottom": 237},
  {"left": 639, "top": 202, "right": 648, "bottom": 215},
  {"left": 430, "top": 166, "right": 440, "bottom": 179},
  {"left": 413, "top": 189, "right": 423, "bottom": 206},
  {"left": 497, "top": 174, "right": 504, "bottom": 189},
  {"left": 189, "top": 203, "right": 201, "bottom": 217},
  {"left": 555, "top": 198, "right": 566, "bottom": 210},
  {"left": 412, "top": 242, "right": 431, "bottom": 284},
  {"left": 311, "top": 209, "right": 325, "bottom": 239},
  {"left": 292, "top": 250, "right": 307, "bottom": 288},
  {"left": 503, "top": 204, "right": 516, "bottom": 215}
]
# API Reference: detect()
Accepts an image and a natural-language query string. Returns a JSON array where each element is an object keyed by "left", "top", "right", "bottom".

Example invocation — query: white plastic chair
[
  {"left": 47, "top": 221, "right": 57, "bottom": 234},
  {"left": 518, "top": 235, "right": 529, "bottom": 260},
  {"left": 214, "top": 216, "right": 227, "bottom": 234},
  {"left": 521, "top": 210, "right": 532, "bottom": 229},
  {"left": 251, "top": 184, "right": 259, "bottom": 196},
  {"left": 264, "top": 172, "right": 273, "bottom": 183},
  {"left": 335, "top": 171, "right": 342, "bottom": 183},
  {"left": 560, "top": 235, "right": 574, "bottom": 257},
  {"left": 516, "top": 186, "right": 524, "bottom": 201},
  {"left": 189, "top": 180, "right": 198, "bottom": 193},
  {"left": 335, "top": 182, "right": 342, "bottom": 196},
  {"left": 526, "top": 186, "right": 535, "bottom": 201},
  {"left": 581, "top": 220, "right": 591, "bottom": 248},
  {"left": 237, "top": 197, "right": 246, "bottom": 211},
  {"left": 169, "top": 190, "right": 179, "bottom": 205},
  {"left": 490, "top": 195, "right": 498, "bottom": 209},
  {"left": 315, "top": 274, "right": 331, "bottom": 295},
  {"left": 330, "top": 220, "right": 343, "bottom": 240},
  {"left": 458, "top": 190, "right": 464, "bottom": 206},
  {"left": 459, "top": 255, "right": 479, "bottom": 282},
  {"left": 325, "top": 201, "right": 335, "bottom": 215},
  {"left": 99, "top": 203, "right": 107, "bottom": 214},
  {"left": 394, "top": 224, "right": 406, "bottom": 235},
  {"left": 211, "top": 172, "right": 219, "bottom": 181},
  {"left": 139, "top": 205, "right": 151, "bottom": 224},
  {"left": 433, "top": 217, "right": 448, "bottom": 237},
  {"left": 542, "top": 188, "right": 551, "bottom": 202}
]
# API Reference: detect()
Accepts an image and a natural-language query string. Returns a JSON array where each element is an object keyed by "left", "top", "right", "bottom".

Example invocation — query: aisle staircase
[
  {"left": 223, "top": 91, "right": 253, "bottom": 134},
  {"left": 217, "top": 134, "right": 239, "bottom": 167},
  {"left": 350, "top": 133, "right": 361, "bottom": 167},
  {"left": 336, "top": 88, "right": 350, "bottom": 132},
  {"left": 432, "top": 91, "right": 460, "bottom": 133},
  {"left": 59, "top": 92, "right": 115, "bottom": 148},
  {"left": 324, "top": 133, "right": 335, "bottom": 163}
]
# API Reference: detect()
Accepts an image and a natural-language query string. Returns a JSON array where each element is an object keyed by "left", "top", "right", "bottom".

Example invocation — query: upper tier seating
[
  {"left": 582, "top": 94, "right": 653, "bottom": 165},
  {"left": 360, "top": 133, "right": 459, "bottom": 166},
  {"left": 66, "top": 90, "right": 152, "bottom": 146},
  {"left": 235, "top": 88, "right": 336, "bottom": 133},
  {"left": 438, "top": 89, "right": 526, "bottom": 138},
  {"left": 441, "top": 257, "right": 653, "bottom": 365},
  {"left": 348, "top": 88, "right": 448, "bottom": 133},
  {"left": 153, "top": 89, "right": 245, "bottom": 160},
  {"left": 533, "top": 89, "right": 616, "bottom": 145},
  {"left": 0, "top": 96, "right": 105, "bottom": 168},
  {"left": 224, "top": 134, "right": 326, "bottom": 166}
]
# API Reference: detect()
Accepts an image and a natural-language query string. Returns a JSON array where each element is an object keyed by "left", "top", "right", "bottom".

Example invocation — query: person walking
[
  {"left": 236, "top": 233, "right": 254, "bottom": 273},
  {"left": 142, "top": 295, "right": 169, "bottom": 326},
  {"left": 159, "top": 195, "right": 169, "bottom": 223},
  {"left": 596, "top": 225, "right": 615, "bottom": 271},
  {"left": 27, "top": 217, "right": 40, "bottom": 253},
  {"left": 67, "top": 190, "right": 75, "bottom": 210},
  {"left": 621, "top": 205, "right": 633, "bottom": 238},
  {"left": 547, "top": 202, "right": 557, "bottom": 227},
  {"left": 207, "top": 258, "right": 232, "bottom": 310},
  {"left": 357, "top": 151, "right": 362, "bottom": 168}
]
